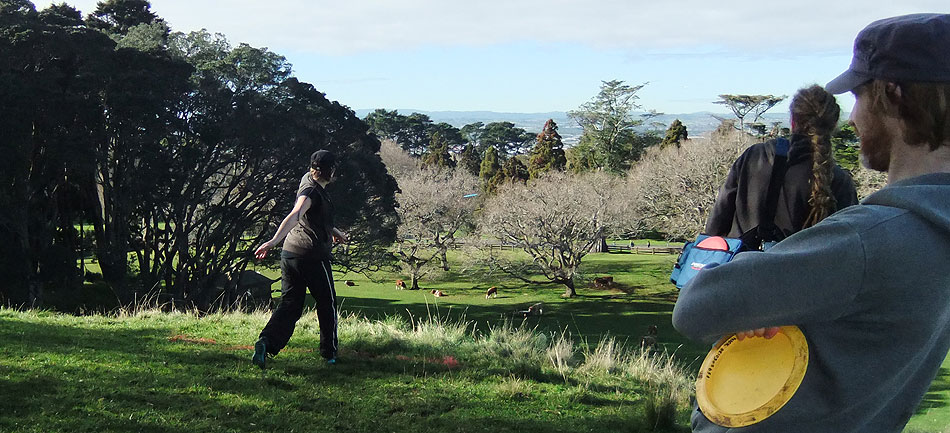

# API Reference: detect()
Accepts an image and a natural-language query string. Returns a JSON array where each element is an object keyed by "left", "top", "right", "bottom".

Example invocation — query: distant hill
[{"left": 354, "top": 109, "right": 792, "bottom": 145}]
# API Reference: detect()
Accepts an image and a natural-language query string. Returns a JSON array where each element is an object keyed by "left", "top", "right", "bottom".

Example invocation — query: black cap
[
  {"left": 826, "top": 14, "right": 950, "bottom": 94},
  {"left": 310, "top": 150, "right": 336, "bottom": 170}
]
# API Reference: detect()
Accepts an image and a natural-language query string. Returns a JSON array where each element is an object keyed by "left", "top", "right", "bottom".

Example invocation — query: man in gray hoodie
[{"left": 673, "top": 14, "right": 950, "bottom": 433}]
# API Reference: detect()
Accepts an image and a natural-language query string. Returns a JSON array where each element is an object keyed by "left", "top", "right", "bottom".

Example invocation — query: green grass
[
  {"left": 19, "top": 249, "right": 950, "bottom": 432},
  {"left": 906, "top": 353, "right": 950, "bottom": 433},
  {"left": 262, "top": 251, "right": 707, "bottom": 363},
  {"left": 0, "top": 307, "right": 694, "bottom": 433}
]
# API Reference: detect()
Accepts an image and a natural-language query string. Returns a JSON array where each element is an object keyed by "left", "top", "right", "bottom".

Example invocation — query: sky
[{"left": 44, "top": 1, "right": 950, "bottom": 115}]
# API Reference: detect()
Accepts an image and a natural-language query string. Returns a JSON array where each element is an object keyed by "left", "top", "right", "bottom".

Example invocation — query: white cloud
[{"left": 49, "top": 0, "right": 950, "bottom": 56}]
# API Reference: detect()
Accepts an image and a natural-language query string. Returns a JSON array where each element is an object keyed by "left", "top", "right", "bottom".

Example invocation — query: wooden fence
[{"left": 450, "top": 241, "right": 682, "bottom": 255}]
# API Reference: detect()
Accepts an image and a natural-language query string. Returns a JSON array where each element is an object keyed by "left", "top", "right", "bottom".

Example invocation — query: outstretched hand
[
  {"left": 254, "top": 241, "right": 274, "bottom": 260},
  {"left": 735, "top": 327, "right": 781, "bottom": 341}
]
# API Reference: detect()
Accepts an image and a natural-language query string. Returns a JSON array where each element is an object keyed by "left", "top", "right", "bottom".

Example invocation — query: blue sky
[{"left": 48, "top": 1, "right": 949, "bottom": 115}]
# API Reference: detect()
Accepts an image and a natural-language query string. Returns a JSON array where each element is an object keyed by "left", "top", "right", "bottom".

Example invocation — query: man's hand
[
  {"left": 254, "top": 241, "right": 274, "bottom": 260},
  {"left": 735, "top": 327, "right": 781, "bottom": 341},
  {"left": 332, "top": 228, "right": 348, "bottom": 244}
]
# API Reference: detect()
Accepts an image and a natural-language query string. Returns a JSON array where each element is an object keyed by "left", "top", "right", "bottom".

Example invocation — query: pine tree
[
  {"left": 458, "top": 143, "right": 481, "bottom": 176},
  {"left": 421, "top": 132, "right": 456, "bottom": 170},
  {"left": 528, "top": 119, "right": 567, "bottom": 178},
  {"left": 503, "top": 157, "right": 530, "bottom": 184},
  {"left": 479, "top": 145, "right": 503, "bottom": 194},
  {"left": 661, "top": 119, "right": 688, "bottom": 148}
]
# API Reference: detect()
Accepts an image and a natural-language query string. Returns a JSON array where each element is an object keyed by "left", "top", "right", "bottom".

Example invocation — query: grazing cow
[
  {"left": 485, "top": 286, "right": 498, "bottom": 299},
  {"left": 593, "top": 276, "right": 614, "bottom": 288},
  {"left": 395, "top": 279, "right": 406, "bottom": 290},
  {"left": 517, "top": 302, "right": 543, "bottom": 317}
]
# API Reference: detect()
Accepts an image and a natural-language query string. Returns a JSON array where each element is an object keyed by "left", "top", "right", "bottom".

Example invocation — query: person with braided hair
[
  {"left": 704, "top": 85, "right": 858, "bottom": 242},
  {"left": 675, "top": 14, "right": 950, "bottom": 432}
]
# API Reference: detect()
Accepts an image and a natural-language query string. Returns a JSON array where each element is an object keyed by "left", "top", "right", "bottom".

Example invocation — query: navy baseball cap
[{"left": 826, "top": 14, "right": 950, "bottom": 94}]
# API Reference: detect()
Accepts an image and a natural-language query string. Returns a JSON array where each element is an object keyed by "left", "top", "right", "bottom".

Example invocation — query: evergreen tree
[
  {"left": 421, "top": 132, "right": 456, "bottom": 170},
  {"left": 832, "top": 123, "right": 860, "bottom": 172},
  {"left": 458, "top": 143, "right": 481, "bottom": 176},
  {"left": 661, "top": 119, "right": 688, "bottom": 148},
  {"left": 528, "top": 119, "right": 567, "bottom": 178},
  {"left": 503, "top": 157, "right": 530, "bottom": 184},
  {"left": 479, "top": 145, "right": 503, "bottom": 194}
]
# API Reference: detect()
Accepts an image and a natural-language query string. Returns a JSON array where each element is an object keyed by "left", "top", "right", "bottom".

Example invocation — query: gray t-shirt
[{"left": 282, "top": 172, "right": 334, "bottom": 260}]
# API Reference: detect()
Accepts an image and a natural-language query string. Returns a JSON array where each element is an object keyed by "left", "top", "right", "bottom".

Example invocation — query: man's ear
[{"left": 884, "top": 82, "right": 903, "bottom": 104}]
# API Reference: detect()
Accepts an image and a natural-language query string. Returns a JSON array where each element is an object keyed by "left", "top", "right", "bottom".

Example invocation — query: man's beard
[{"left": 857, "top": 116, "right": 894, "bottom": 172}]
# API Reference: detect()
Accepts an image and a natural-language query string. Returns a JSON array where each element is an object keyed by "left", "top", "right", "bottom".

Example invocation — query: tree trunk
[
  {"left": 439, "top": 247, "right": 450, "bottom": 271},
  {"left": 591, "top": 236, "right": 609, "bottom": 253},
  {"left": 410, "top": 274, "right": 421, "bottom": 290},
  {"left": 562, "top": 279, "right": 576, "bottom": 298}
]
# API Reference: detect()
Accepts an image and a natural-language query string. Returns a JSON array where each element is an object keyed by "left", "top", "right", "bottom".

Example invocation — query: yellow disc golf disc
[{"left": 695, "top": 325, "right": 809, "bottom": 427}]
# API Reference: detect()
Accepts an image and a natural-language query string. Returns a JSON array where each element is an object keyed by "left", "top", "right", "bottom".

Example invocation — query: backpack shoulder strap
[{"left": 758, "top": 137, "right": 790, "bottom": 242}]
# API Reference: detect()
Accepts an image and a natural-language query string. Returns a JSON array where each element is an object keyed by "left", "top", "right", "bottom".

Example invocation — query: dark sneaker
[
  {"left": 326, "top": 357, "right": 336, "bottom": 365},
  {"left": 252, "top": 338, "right": 268, "bottom": 370}
]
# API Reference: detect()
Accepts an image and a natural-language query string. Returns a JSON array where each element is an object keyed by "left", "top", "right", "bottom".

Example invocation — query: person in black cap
[
  {"left": 252, "top": 149, "right": 348, "bottom": 369},
  {"left": 674, "top": 14, "right": 950, "bottom": 432}
]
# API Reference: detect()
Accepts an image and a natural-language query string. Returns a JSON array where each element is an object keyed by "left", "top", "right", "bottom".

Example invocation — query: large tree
[
  {"left": 478, "top": 172, "right": 624, "bottom": 297},
  {"left": 363, "top": 108, "right": 404, "bottom": 142},
  {"left": 458, "top": 143, "right": 482, "bottom": 176},
  {"left": 0, "top": 2, "right": 399, "bottom": 310},
  {"left": 393, "top": 168, "right": 479, "bottom": 289},
  {"left": 0, "top": 1, "right": 116, "bottom": 306},
  {"left": 478, "top": 145, "right": 503, "bottom": 194},
  {"left": 528, "top": 119, "right": 567, "bottom": 178},
  {"left": 660, "top": 119, "right": 688, "bottom": 149},
  {"left": 479, "top": 121, "right": 534, "bottom": 156},
  {"left": 569, "top": 80, "right": 653, "bottom": 173},
  {"left": 152, "top": 31, "right": 399, "bottom": 308},
  {"left": 714, "top": 94, "right": 786, "bottom": 135},
  {"left": 627, "top": 128, "right": 753, "bottom": 240},
  {"left": 421, "top": 132, "right": 456, "bottom": 170},
  {"left": 86, "top": 10, "right": 193, "bottom": 300}
]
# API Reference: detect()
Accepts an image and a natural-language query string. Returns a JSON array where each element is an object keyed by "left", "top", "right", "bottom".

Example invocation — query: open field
[{"left": 12, "top": 250, "right": 950, "bottom": 432}]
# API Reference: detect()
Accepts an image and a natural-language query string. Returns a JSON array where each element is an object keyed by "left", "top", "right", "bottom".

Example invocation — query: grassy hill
[{"left": 3, "top": 251, "right": 947, "bottom": 432}]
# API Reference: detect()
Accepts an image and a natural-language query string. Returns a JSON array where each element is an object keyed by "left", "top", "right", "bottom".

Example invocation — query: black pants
[{"left": 259, "top": 252, "right": 338, "bottom": 359}]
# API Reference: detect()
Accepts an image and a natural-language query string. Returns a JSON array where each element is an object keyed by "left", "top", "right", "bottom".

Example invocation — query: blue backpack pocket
[{"left": 670, "top": 235, "right": 743, "bottom": 289}]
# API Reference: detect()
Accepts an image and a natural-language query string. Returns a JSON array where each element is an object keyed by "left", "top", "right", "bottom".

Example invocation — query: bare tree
[
  {"left": 393, "top": 167, "right": 479, "bottom": 289},
  {"left": 379, "top": 139, "right": 421, "bottom": 179},
  {"left": 478, "top": 172, "right": 625, "bottom": 297},
  {"left": 851, "top": 164, "right": 888, "bottom": 200},
  {"left": 626, "top": 129, "right": 755, "bottom": 240}
]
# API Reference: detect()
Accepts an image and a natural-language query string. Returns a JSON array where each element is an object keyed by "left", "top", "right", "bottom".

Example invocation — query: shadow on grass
[
  {"left": 0, "top": 314, "right": 691, "bottom": 433},
  {"left": 917, "top": 367, "right": 950, "bottom": 414}
]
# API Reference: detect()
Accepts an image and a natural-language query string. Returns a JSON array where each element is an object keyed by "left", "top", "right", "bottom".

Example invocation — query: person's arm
[
  {"left": 254, "top": 195, "right": 312, "bottom": 259},
  {"left": 704, "top": 158, "right": 742, "bottom": 236},
  {"left": 331, "top": 227, "right": 348, "bottom": 244},
  {"left": 673, "top": 214, "right": 866, "bottom": 343}
]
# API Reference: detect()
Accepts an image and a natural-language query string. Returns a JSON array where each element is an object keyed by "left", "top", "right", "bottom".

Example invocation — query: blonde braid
[{"left": 791, "top": 85, "right": 840, "bottom": 228}]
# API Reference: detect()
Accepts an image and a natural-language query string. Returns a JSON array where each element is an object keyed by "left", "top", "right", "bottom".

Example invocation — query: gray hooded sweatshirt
[{"left": 673, "top": 172, "right": 950, "bottom": 432}]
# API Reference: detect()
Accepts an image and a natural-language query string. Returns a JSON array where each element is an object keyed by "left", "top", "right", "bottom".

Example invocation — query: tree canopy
[
  {"left": 568, "top": 80, "right": 658, "bottom": 173},
  {"left": 0, "top": 0, "right": 398, "bottom": 309}
]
